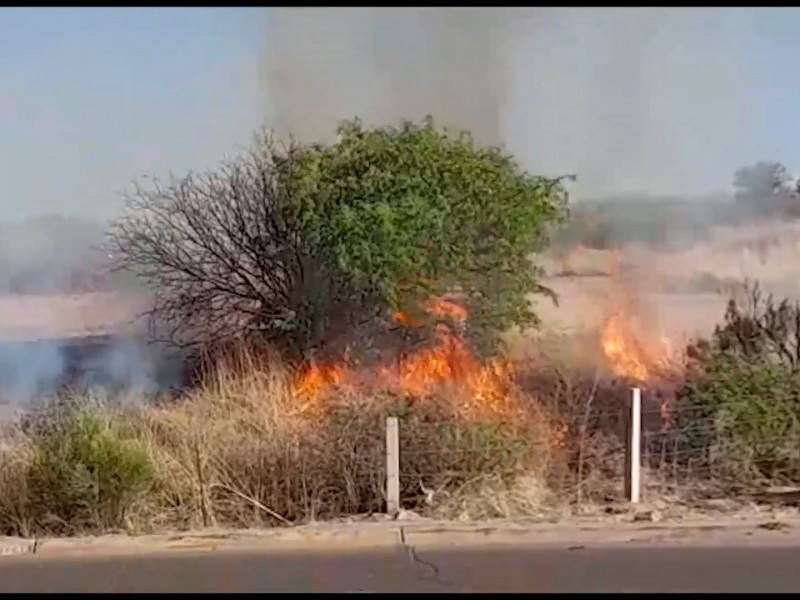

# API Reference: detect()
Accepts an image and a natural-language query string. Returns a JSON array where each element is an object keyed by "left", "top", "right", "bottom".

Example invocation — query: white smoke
[{"left": 263, "top": 7, "right": 763, "bottom": 199}]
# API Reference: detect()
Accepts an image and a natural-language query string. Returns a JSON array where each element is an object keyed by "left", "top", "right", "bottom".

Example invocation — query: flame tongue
[
  {"left": 600, "top": 248, "right": 656, "bottom": 382},
  {"left": 601, "top": 311, "right": 650, "bottom": 382},
  {"left": 599, "top": 249, "right": 682, "bottom": 385},
  {"left": 295, "top": 363, "right": 347, "bottom": 401},
  {"left": 296, "top": 295, "right": 520, "bottom": 421}
]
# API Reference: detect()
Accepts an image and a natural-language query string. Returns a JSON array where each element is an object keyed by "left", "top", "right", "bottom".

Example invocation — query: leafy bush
[
  {"left": 676, "top": 282, "right": 800, "bottom": 482},
  {"left": 284, "top": 118, "right": 570, "bottom": 355},
  {"left": 677, "top": 355, "right": 800, "bottom": 480},
  {"left": 22, "top": 397, "right": 155, "bottom": 534},
  {"left": 109, "top": 119, "right": 571, "bottom": 366}
]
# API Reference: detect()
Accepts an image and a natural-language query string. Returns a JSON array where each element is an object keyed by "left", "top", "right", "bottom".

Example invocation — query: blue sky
[
  {"left": 0, "top": 8, "right": 268, "bottom": 221},
  {"left": 3, "top": 8, "right": 800, "bottom": 222},
  {"left": 504, "top": 8, "right": 800, "bottom": 198}
]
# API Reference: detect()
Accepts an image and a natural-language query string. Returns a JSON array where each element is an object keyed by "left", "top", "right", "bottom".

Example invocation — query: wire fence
[{"left": 379, "top": 386, "right": 800, "bottom": 515}]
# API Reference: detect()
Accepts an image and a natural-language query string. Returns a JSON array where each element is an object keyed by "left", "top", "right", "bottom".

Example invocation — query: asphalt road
[{"left": 0, "top": 544, "right": 799, "bottom": 593}]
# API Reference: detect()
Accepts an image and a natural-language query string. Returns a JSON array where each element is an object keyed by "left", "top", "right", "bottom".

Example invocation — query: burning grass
[
  {"left": 0, "top": 337, "right": 570, "bottom": 536},
  {"left": 0, "top": 285, "right": 699, "bottom": 536},
  {"left": 295, "top": 298, "right": 537, "bottom": 426},
  {"left": 0, "top": 280, "right": 782, "bottom": 537},
  {"left": 136, "top": 332, "right": 568, "bottom": 529}
]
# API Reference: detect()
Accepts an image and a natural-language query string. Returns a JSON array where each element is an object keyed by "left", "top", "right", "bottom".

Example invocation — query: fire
[
  {"left": 600, "top": 311, "right": 651, "bottom": 382},
  {"left": 426, "top": 296, "right": 469, "bottom": 321},
  {"left": 600, "top": 308, "right": 679, "bottom": 430},
  {"left": 295, "top": 296, "right": 522, "bottom": 421},
  {"left": 391, "top": 324, "right": 483, "bottom": 397},
  {"left": 600, "top": 248, "right": 674, "bottom": 383},
  {"left": 294, "top": 363, "right": 347, "bottom": 402},
  {"left": 599, "top": 248, "right": 684, "bottom": 430},
  {"left": 391, "top": 310, "right": 418, "bottom": 327}
]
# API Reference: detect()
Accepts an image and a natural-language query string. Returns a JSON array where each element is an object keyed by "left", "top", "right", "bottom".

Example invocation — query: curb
[
  {"left": 0, "top": 538, "right": 35, "bottom": 557},
  {"left": 6, "top": 514, "right": 800, "bottom": 559},
  {"left": 30, "top": 526, "right": 404, "bottom": 558},
  {"left": 399, "top": 516, "right": 800, "bottom": 549}
]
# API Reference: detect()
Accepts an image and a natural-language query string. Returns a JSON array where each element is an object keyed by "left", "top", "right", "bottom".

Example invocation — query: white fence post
[
  {"left": 625, "top": 387, "right": 642, "bottom": 503},
  {"left": 385, "top": 416, "right": 400, "bottom": 515}
]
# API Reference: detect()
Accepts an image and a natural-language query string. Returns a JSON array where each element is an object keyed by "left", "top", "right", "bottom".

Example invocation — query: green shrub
[
  {"left": 24, "top": 398, "right": 156, "bottom": 534},
  {"left": 677, "top": 282, "right": 800, "bottom": 483},
  {"left": 109, "top": 118, "right": 571, "bottom": 364},
  {"left": 281, "top": 117, "right": 572, "bottom": 356},
  {"left": 677, "top": 355, "right": 800, "bottom": 480}
]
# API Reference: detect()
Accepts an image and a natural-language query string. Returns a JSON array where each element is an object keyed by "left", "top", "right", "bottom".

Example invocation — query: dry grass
[
  {"left": 0, "top": 432, "right": 35, "bottom": 537},
  {"left": 1, "top": 214, "right": 798, "bottom": 537},
  {"left": 137, "top": 346, "right": 563, "bottom": 528},
  {"left": 0, "top": 345, "right": 570, "bottom": 536},
  {"left": 137, "top": 354, "right": 392, "bottom": 529},
  {"left": 0, "top": 317, "right": 790, "bottom": 537}
]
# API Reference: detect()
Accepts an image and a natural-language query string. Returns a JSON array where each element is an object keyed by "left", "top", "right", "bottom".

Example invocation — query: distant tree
[{"left": 732, "top": 161, "right": 798, "bottom": 218}]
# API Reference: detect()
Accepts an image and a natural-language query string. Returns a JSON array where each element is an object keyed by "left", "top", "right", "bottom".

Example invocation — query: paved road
[{"left": 0, "top": 544, "right": 799, "bottom": 592}]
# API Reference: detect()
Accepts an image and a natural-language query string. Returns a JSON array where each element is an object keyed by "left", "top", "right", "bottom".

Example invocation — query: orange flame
[
  {"left": 600, "top": 311, "right": 650, "bottom": 382},
  {"left": 295, "top": 296, "right": 521, "bottom": 422},
  {"left": 599, "top": 248, "right": 683, "bottom": 431},
  {"left": 391, "top": 310, "right": 418, "bottom": 327},
  {"left": 600, "top": 248, "right": 671, "bottom": 382},
  {"left": 426, "top": 296, "right": 469, "bottom": 321},
  {"left": 295, "top": 363, "right": 348, "bottom": 401}
]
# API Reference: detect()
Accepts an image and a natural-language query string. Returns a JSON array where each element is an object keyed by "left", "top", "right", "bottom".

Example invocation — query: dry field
[
  {"left": 0, "top": 218, "right": 796, "bottom": 361},
  {"left": 0, "top": 292, "right": 148, "bottom": 342},
  {"left": 0, "top": 218, "right": 797, "bottom": 535},
  {"left": 531, "top": 218, "right": 800, "bottom": 356}
]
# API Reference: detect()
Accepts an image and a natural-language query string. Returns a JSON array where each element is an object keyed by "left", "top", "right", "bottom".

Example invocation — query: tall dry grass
[
  {"left": 0, "top": 345, "right": 570, "bottom": 536},
  {"left": 0, "top": 333, "right": 778, "bottom": 537}
]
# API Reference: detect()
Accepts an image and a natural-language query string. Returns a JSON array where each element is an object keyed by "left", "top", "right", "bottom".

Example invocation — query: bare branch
[{"left": 106, "top": 129, "right": 374, "bottom": 363}]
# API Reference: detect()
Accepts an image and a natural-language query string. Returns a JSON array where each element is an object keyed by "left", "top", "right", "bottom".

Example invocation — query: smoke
[
  {"left": 0, "top": 8, "right": 778, "bottom": 405},
  {"left": 262, "top": 7, "right": 760, "bottom": 199},
  {"left": 263, "top": 8, "right": 531, "bottom": 148},
  {"left": 0, "top": 216, "right": 178, "bottom": 410},
  {"left": 262, "top": 7, "right": 800, "bottom": 350},
  {"left": 0, "top": 336, "right": 156, "bottom": 407}
]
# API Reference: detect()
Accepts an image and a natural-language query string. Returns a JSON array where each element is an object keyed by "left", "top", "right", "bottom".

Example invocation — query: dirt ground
[{"left": 4, "top": 503, "right": 800, "bottom": 559}]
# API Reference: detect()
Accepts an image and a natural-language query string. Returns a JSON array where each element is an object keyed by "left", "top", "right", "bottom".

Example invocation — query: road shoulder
[{"left": 2, "top": 509, "right": 798, "bottom": 559}]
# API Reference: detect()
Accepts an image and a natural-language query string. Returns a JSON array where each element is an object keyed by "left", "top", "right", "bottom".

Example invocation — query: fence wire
[{"left": 384, "top": 389, "right": 800, "bottom": 512}]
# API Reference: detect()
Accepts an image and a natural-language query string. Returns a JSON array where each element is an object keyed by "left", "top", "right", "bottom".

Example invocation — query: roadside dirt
[{"left": 4, "top": 502, "right": 798, "bottom": 559}]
